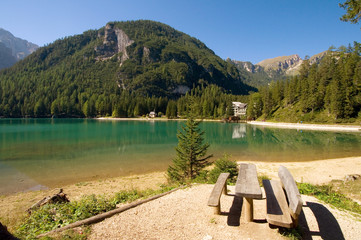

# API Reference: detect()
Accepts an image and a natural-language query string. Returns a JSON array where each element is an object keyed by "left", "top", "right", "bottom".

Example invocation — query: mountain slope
[
  {"left": 0, "top": 42, "right": 17, "bottom": 69},
  {"left": 0, "top": 28, "right": 38, "bottom": 69},
  {"left": 257, "top": 54, "right": 302, "bottom": 75},
  {"left": 232, "top": 52, "right": 328, "bottom": 87},
  {"left": 0, "top": 20, "right": 255, "bottom": 117}
]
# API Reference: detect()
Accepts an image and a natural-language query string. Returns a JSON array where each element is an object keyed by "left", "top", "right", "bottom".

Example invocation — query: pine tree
[
  {"left": 167, "top": 105, "right": 213, "bottom": 183},
  {"left": 340, "top": 0, "right": 361, "bottom": 24}
]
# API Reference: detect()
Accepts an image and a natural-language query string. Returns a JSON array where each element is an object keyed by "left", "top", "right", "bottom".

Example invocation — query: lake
[{"left": 1, "top": 118, "right": 361, "bottom": 194}]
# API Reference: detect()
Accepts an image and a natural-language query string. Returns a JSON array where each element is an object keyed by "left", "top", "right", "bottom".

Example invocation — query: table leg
[{"left": 244, "top": 197, "right": 253, "bottom": 222}]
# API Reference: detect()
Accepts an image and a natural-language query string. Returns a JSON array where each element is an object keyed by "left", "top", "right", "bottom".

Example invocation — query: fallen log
[
  {"left": 27, "top": 189, "right": 69, "bottom": 214},
  {"left": 36, "top": 185, "right": 185, "bottom": 238}
]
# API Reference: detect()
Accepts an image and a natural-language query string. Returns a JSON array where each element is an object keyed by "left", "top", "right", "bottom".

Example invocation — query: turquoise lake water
[{"left": 1, "top": 118, "right": 361, "bottom": 194}]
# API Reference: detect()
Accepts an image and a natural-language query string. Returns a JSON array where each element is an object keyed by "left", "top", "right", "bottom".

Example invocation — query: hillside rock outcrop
[
  {"left": 257, "top": 54, "right": 302, "bottom": 73},
  {"left": 95, "top": 23, "right": 134, "bottom": 62}
]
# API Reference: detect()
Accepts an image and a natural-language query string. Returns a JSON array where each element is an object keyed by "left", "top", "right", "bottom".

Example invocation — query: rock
[
  {"left": 95, "top": 23, "right": 134, "bottom": 63},
  {"left": 344, "top": 174, "right": 361, "bottom": 182},
  {"left": 202, "top": 234, "right": 213, "bottom": 240}
]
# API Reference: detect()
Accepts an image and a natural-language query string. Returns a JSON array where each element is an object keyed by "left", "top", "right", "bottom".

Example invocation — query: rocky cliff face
[
  {"left": 0, "top": 28, "right": 38, "bottom": 69},
  {"left": 0, "top": 28, "right": 38, "bottom": 61},
  {"left": 95, "top": 23, "right": 134, "bottom": 62},
  {"left": 309, "top": 51, "right": 327, "bottom": 65},
  {"left": 235, "top": 52, "right": 328, "bottom": 78},
  {"left": 232, "top": 52, "right": 328, "bottom": 87},
  {"left": 257, "top": 54, "right": 303, "bottom": 74},
  {"left": 233, "top": 60, "right": 263, "bottom": 73}
]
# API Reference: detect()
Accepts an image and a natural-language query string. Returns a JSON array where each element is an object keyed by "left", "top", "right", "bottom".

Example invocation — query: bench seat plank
[
  {"left": 278, "top": 166, "right": 303, "bottom": 219},
  {"left": 208, "top": 172, "right": 230, "bottom": 207},
  {"left": 263, "top": 179, "right": 293, "bottom": 228}
]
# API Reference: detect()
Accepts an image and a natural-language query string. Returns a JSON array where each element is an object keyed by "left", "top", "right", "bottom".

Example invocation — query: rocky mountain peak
[{"left": 257, "top": 54, "right": 302, "bottom": 72}]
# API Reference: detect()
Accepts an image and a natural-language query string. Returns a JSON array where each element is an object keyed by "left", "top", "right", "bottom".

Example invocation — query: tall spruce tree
[{"left": 167, "top": 102, "right": 213, "bottom": 183}]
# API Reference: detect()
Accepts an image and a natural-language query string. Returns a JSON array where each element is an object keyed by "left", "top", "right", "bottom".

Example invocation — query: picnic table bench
[
  {"left": 207, "top": 172, "right": 230, "bottom": 214},
  {"left": 262, "top": 166, "right": 303, "bottom": 228},
  {"left": 235, "top": 163, "right": 263, "bottom": 222}
]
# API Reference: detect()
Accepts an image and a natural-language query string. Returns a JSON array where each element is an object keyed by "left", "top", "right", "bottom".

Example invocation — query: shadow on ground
[
  {"left": 299, "top": 201, "right": 345, "bottom": 240},
  {"left": 0, "top": 222, "right": 20, "bottom": 240},
  {"left": 227, "top": 196, "right": 243, "bottom": 226}
]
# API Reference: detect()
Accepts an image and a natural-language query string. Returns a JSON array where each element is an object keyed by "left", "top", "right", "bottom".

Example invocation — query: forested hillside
[
  {"left": 0, "top": 20, "right": 254, "bottom": 118},
  {"left": 247, "top": 43, "right": 361, "bottom": 123}
]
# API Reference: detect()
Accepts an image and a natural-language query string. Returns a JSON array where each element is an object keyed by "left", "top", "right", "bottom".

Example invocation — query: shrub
[{"left": 208, "top": 154, "right": 238, "bottom": 184}]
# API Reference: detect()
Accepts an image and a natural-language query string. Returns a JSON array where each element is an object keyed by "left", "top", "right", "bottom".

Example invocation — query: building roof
[{"left": 232, "top": 102, "right": 247, "bottom": 108}]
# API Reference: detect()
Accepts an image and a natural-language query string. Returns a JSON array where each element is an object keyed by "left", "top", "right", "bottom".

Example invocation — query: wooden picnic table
[{"left": 235, "top": 163, "right": 262, "bottom": 222}]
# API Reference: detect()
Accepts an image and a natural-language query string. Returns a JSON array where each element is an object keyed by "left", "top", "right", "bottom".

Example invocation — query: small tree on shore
[{"left": 167, "top": 102, "right": 213, "bottom": 183}]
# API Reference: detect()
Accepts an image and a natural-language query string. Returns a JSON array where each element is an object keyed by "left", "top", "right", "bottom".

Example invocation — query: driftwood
[
  {"left": 27, "top": 189, "right": 69, "bottom": 214},
  {"left": 37, "top": 186, "right": 184, "bottom": 238}
]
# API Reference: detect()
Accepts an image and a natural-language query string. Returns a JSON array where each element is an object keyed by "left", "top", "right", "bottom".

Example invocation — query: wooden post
[
  {"left": 244, "top": 197, "right": 253, "bottom": 222},
  {"left": 213, "top": 205, "right": 220, "bottom": 215},
  {"left": 223, "top": 183, "right": 227, "bottom": 195}
]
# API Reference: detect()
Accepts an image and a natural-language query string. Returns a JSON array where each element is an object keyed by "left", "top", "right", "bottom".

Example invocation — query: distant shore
[
  {"left": 248, "top": 121, "right": 361, "bottom": 132},
  {"left": 96, "top": 117, "right": 220, "bottom": 122},
  {"left": 97, "top": 117, "right": 361, "bottom": 131}
]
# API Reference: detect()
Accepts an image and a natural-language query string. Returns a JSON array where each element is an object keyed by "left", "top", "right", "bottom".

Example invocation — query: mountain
[
  {"left": 257, "top": 54, "right": 303, "bottom": 75},
  {"left": 0, "top": 28, "right": 39, "bottom": 69},
  {"left": 229, "top": 59, "right": 286, "bottom": 87},
  {"left": 0, "top": 20, "right": 255, "bottom": 117},
  {"left": 0, "top": 42, "right": 17, "bottom": 69},
  {"left": 231, "top": 52, "right": 328, "bottom": 87}
]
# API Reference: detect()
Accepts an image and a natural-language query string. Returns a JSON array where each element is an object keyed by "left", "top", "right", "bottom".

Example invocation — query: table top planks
[{"left": 235, "top": 163, "right": 262, "bottom": 199}]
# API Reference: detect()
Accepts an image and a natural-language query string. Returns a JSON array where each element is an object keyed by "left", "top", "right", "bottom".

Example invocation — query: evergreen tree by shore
[{"left": 167, "top": 101, "right": 213, "bottom": 183}]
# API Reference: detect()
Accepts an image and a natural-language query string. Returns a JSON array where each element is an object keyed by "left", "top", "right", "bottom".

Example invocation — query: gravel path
[{"left": 90, "top": 184, "right": 361, "bottom": 240}]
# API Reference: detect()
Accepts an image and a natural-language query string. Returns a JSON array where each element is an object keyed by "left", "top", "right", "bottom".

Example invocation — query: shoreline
[
  {"left": 96, "top": 117, "right": 221, "bottom": 122},
  {"left": 248, "top": 120, "right": 361, "bottom": 132},
  {"left": 98, "top": 117, "right": 361, "bottom": 131},
  {"left": 1, "top": 156, "right": 360, "bottom": 198}
]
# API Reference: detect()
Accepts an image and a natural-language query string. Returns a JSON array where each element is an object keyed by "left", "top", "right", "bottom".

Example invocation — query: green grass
[
  {"left": 257, "top": 174, "right": 271, "bottom": 187},
  {"left": 297, "top": 182, "right": 361, "bottom": 216},
  {"left": 15, "top": 184, "right": 178, "bottom": 240},
  {"left": 279, "top": 227, "right": 302, "bottom": 240},
  {"left": 330, "top": 178, "right": 361, "bottom": 203}
]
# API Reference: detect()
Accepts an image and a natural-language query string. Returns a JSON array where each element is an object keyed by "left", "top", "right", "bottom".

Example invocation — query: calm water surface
[{"left": 1, "top": 118, "right": 361, "bottom": 194}]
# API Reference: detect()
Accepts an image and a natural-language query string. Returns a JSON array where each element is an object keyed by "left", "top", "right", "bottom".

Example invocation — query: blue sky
[{"left": 1, "top": 0, "right": 360, "bottom": 63}]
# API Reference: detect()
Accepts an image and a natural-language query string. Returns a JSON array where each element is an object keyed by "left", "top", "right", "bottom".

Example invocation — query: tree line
[
  {"left": 0, "top": 79, "right": 246, "bottom": 119},
  {"left": 247, "top": 43, "right": 361, "bottom": 123}
]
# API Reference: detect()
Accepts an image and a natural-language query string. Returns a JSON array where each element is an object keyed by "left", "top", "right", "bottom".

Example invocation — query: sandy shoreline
[
  {"left": 248, "top": 121, "right": 361, "bottom": 132},
  {"left": 97, "top": 117, "right": 220, "bottom": 122}
]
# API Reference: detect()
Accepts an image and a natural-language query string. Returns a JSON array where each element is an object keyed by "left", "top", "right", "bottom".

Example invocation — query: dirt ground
[{"left": 89, "top": 184, "right": 361, "bottom": 240}]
